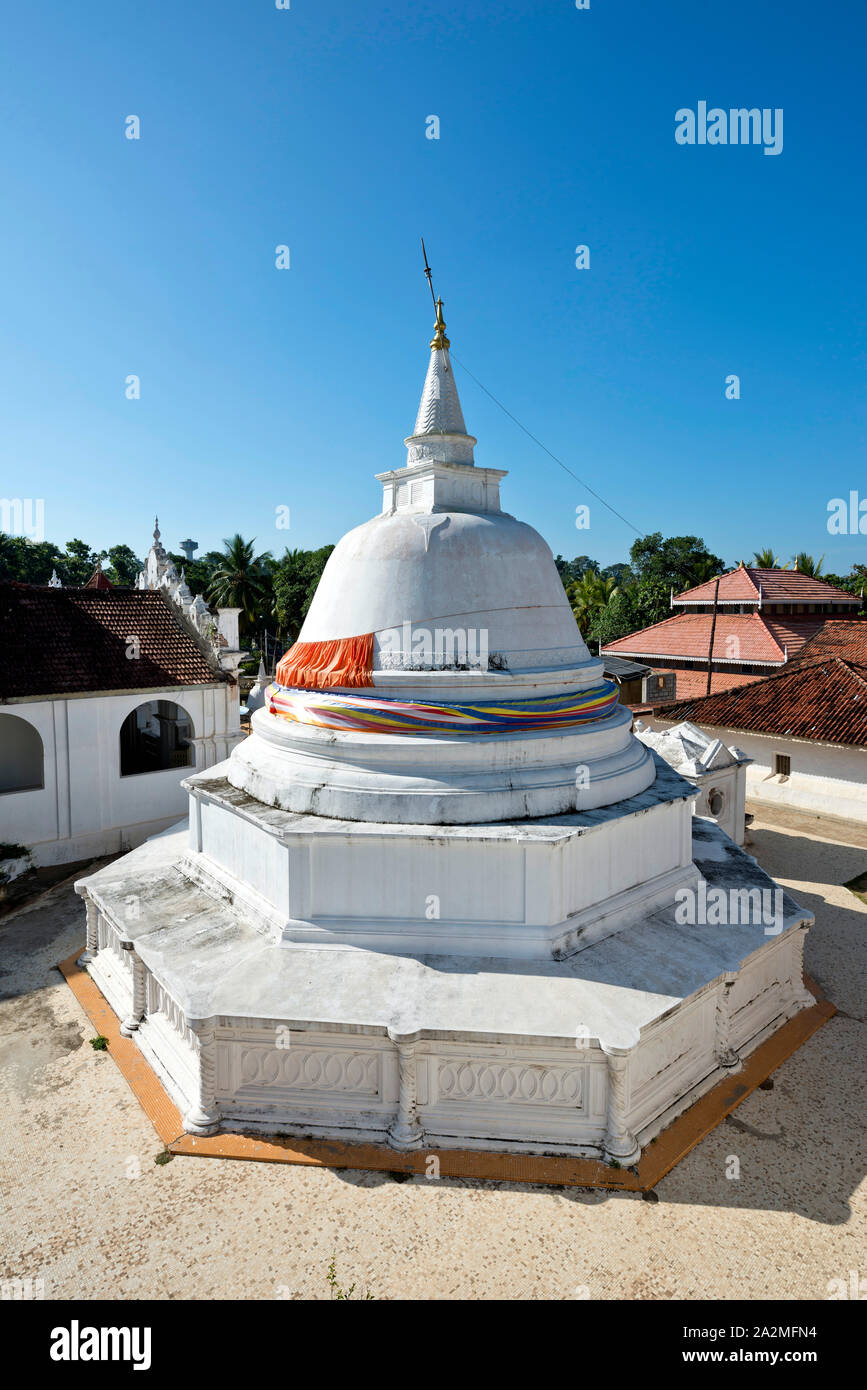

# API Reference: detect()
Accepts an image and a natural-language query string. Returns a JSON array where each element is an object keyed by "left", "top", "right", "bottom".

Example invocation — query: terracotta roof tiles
[
  {"left": 654, "top": 658, "right": 867, "bottom": 748},
  {"left": 602, "top": 612, "right": 823, "bottom": 665},
  {"left": 785, "top": 619, "right": 867, "bottom": 667},
  {"left": 673, "top": 567, "right": 860, "bottom": 606},
  {"left": 0, "top": 583, "right": 226, "bottom": 699}
]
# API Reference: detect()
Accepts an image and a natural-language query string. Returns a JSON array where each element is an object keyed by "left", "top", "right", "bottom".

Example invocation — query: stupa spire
[
  {"left": 410, "top": 241, "right": 471, "bottom": 449},
  {"left": 412, "top": 297, "right": 469, "bottom": 440}
]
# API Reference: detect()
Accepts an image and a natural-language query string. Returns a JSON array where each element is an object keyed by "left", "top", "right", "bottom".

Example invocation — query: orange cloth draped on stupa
[{"left": 275, "top": 632, "right": 375, "bottom": 689}]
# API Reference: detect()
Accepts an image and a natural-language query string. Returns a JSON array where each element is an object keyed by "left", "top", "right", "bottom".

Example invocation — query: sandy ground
[{"left": 0, "top": 804, "right": 864, "bottom": 1302}]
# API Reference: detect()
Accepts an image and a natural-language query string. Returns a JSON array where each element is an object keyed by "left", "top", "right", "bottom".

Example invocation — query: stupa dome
[
  {"left": 298, "top": 509, "right": 589, "bottom": 677},
  {"left": 227, "top": 299, "right": 655, "bottom": 822}
]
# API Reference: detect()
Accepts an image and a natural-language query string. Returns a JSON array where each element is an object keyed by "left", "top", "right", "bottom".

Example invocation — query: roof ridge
[
  {"left": 837, "top": 656, "right": 867, "bottom": 693},
  {"left": 154, "top": 586, "right": 225, "bottom": 680}
]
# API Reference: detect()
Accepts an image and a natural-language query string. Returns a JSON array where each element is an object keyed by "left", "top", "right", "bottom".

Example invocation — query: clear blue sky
[{"left": 2, "top": 0, "right": 865, "bottom": 574}]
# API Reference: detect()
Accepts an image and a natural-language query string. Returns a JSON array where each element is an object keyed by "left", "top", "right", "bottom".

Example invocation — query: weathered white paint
[
  {"left": 635, "top": 719, "right": 751, "bottom": 843},
  {"left": 187, "top": 755, "right": 698, "bottom": 959},
  {"left": 76, "top": 817, "right": 813, "bottom": 1160},
  {"left": 0, "top": 686, "right": 243, "bottom": 866}
]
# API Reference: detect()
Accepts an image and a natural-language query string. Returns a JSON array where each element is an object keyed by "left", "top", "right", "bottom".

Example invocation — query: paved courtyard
[{"left": 1, "top": 806, "right": 864, "bottom": 1301}]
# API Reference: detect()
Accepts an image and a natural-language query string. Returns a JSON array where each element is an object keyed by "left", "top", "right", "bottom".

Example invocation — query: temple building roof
[
  {"left": 0, "top": 583, "right": 227, "bottom": 699},
  {"left": 654, "top": 657, "right": 867, "bottom": 748},
  {"left": 785, "top": 618, "right": 867, "bottom": 667},
  {"left": 602, "top": 611, "right": 825, "bottom": 667},
  {"left": 673, "top": 566, "right": 861, "bottom": 608},
  {"left": 83, "top": 560, "right": 114, "bottom": 590}
]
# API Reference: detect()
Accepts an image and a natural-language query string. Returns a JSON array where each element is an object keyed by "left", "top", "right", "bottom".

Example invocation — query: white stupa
[
  {"left": 230, "top": 296, "right": 655, "bottom": 825},
  {"left": 77, "top": 297, "right": 813, "bottom": 1165}
]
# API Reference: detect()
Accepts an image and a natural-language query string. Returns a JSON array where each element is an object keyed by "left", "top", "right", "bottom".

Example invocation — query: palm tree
[
  {"left": 567, "top": 570, "right": 619, "bottom": 634},
  {"left": 792, "top": 552, "right": 825, "bottom": 578},
  {"left": 753, "top": 548, "right": 787, "bottom": 569},
  {"left": 207, "top": 534, "right": 268, "bottom": 628},
  {"left": 690, "top": 554, "right": 725, "bottom": 586}
]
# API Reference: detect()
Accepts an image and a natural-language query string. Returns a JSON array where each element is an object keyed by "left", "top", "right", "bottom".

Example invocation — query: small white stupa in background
[
  {"left": 244, "top": 658, "right": 269, "bottom": 716},
  {"left": 77, "top": 293, "right": 813, "bottom": 1166},
  {"left": 635, "top": 720, "right": 752, "bottom": 844}
]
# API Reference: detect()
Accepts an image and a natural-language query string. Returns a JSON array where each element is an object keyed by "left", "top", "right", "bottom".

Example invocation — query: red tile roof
[
  {"left": 653, "top": 658, "right": 867, "bottom": 748},
  {"left": 675, "top": 567, "right": 760, "bottom": 604},
  {"left": 786, "top": 619, "right": 867, "bottom": 667},
  {"left": 674, "top": 566, "right": 860, "bottom": 606},
  {"left": 602, "top": 612, "right": 823, "bottom": 665},
  {"left": 83, "top": 565, "right": 114, "bottom": 590},
  {"left": 0, "top": 583, "right": 226, "bottom": 699}
]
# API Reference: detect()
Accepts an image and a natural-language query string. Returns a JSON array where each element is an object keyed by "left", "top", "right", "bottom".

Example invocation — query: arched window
[
  {"left": 0, "top": 713, "right": 44, "bottom": 793},
  {"left": 120, "top": 700, "right": 194, "bottom": 777},
  {"left": 708, "top": 787, "right": 726, "bottom": 817}
]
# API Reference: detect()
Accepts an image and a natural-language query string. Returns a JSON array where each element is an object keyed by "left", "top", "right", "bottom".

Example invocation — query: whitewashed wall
[
  {"left": 0, "top": 683, "right": 242, "bottom": 865},
  {"left": 643, "top": 717, "right": 867, "bottom": 823}
]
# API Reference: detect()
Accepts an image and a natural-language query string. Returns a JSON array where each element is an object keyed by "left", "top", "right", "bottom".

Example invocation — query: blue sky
[{"left": 1, "top": 0, "right": 865, "bottom": 574}]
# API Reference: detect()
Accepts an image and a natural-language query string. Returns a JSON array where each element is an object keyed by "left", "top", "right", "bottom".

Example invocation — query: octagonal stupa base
[{"left": 75, "top": 809, "right": 814, "bottom": 1167}]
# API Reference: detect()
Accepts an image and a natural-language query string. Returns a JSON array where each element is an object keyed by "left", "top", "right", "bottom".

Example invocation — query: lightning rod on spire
[{"left": 420, "top": 238, "right": 438, "bottom": 310}]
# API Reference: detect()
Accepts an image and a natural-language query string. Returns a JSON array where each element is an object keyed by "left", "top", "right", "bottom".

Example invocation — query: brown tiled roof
[
  {"left": 0, "top": 583, "right": 226, "bottom": 699},
  {"left": 653, "top": 658, "right": 867, "bottom": 748},
  {"left": 83, "top": 565, "right": 114, "bottom": 590},
  {"left": 786, "top": 618, "right": 867, "bottom": 667},
  {"left": 674, "top": 566, "right": 860, "bottom": 606},
  {"left": 602, "top": 612, "right": 823, "bottom": 665}
]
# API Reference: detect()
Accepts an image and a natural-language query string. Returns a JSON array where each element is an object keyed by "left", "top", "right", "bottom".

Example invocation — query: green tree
[
  {"left": 167, "top": 551, "right": 220, "bottom": 598},
  {"left": 629, "top": 533, "right": 724, "bottom": 594},
  {"left": 586, "top": 577, "right": 673, "bottom": 648},
  {"left": 206, "top": 534, "right": 269, "bottom": 631},
  {"left": 601, "top": 561, "right": 631, "bottom": 586},
  {"left": 566, "top": 570, "right": 619, "bottom": 635},
  {"left": 105, "top": 544, "right": 143, "bottom": 587},
  {"left": 272, "top": 545, "right": 335, "bottom": 644},
  {"left": 587, "top": 587, "right": 639, "bottom": 648},
  {"left": 0, "top": 535, "right": 66, "bottom": 584},
  {"left": 60, "top": 539, "right": 106, "bottom": 587},
  {"left": 792, "top": 552, "right": 824, "bottom": 578},
  {"left": 631, "top": 577, "right": 673, "bottom": 628},
  {"left": 555, "top": 554, "right": 600, "bottom": 586}
]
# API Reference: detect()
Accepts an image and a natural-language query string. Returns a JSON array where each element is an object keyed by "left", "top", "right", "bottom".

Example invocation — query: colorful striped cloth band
[{"left": 266, "top": 681, "right": 620, "bottom": 735}]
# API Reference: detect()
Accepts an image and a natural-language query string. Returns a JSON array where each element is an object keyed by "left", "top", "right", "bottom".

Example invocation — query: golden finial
[
  {"left": 430, "top": 296, "right": 450, "bottom": 350},
  {"left": 421, "top": 239, "right": 450, "bottom": 349}
]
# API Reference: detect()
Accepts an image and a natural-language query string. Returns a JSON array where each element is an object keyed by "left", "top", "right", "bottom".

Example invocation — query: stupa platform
[
  {"left": 75, "top": 812, "right": 813, "bottom": 1166},
  {"left": 180, "top": 752, "right": 699, "bottom": 960}
]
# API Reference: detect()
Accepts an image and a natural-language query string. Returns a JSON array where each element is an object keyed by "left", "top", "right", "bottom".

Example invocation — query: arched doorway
[
  {"left": 0, "top": 713, "right": 44, "bottom": 794},
  {"left": 119, "top": 700, "right": 194, "bottom": 777}
]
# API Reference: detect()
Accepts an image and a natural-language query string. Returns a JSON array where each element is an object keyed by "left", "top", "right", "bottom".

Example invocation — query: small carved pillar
[
  {"left": 714, "top": 974, "right": 741, "bottom": 1070},
  {"left": 77, "top": 895, "right": 99, "bottom": 967},
  {"left": 119, "top": 944, "right": 147, "bottom": 1036},
  {"left": 602, "top": 1045, "right": 641, "bottom": 1168},
  {"left": 387, "top": 1029, "right": 424, "bottom": 1150},
  {"left": 183, "top": 1022, "right": 221, "bottom": 1136}
]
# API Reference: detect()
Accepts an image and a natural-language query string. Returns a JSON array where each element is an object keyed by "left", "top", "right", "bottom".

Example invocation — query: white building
[
  {"left": 0, "top": 556, "right": 245, "bottom": 866},
  {"left": 76, "top": 298, "right": 813, "bottom": 1166},
  {"left": 643, "top": 657, "right": 867, "bottom": 825},
  {"left": 634, "top": 720, "right": 751, "bottom": 844}
]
